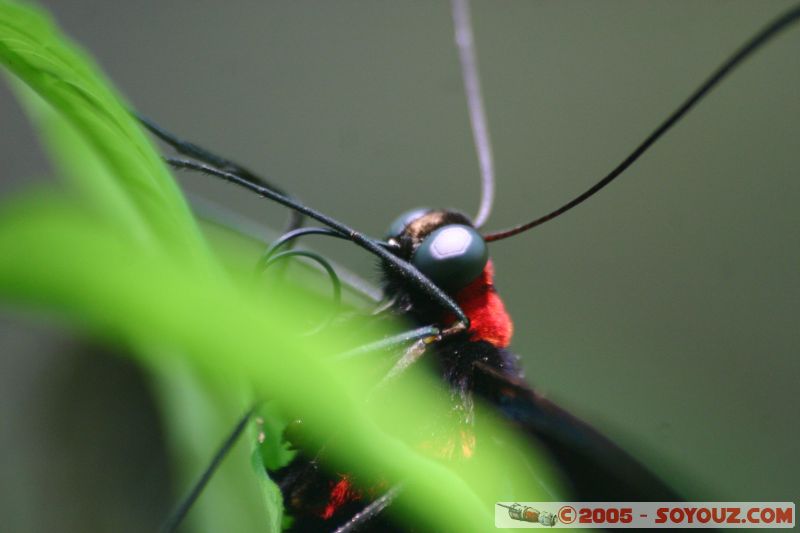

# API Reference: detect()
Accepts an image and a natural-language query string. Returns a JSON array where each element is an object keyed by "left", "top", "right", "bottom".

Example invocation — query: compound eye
[
  {"left": 385, "top": 207, "right": 431, "bottom": 239},
  {"left": 412, "top": 224, "right": 488, "bottom": 292}
]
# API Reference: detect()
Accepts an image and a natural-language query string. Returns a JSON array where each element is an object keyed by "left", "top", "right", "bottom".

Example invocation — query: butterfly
[
  {"left": 0, "top": 1, "right": 797, "bottom": 532},
  {"left": 140, "top": 3, "right": 800, "bottom": 531}
]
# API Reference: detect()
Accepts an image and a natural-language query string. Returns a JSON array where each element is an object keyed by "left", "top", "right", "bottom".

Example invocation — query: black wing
[{"left": 474, "top": 361, "right": 680, "bottom": 501}]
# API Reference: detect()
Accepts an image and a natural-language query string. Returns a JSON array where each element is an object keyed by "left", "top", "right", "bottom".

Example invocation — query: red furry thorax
[{"left": 449, "top": 260, "right": 513, "bottom": 348}]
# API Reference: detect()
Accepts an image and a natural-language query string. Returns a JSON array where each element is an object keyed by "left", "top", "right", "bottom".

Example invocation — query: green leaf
[
  {"left": 0, "top": 0, "right": 205, "bottom": 258},
  {"left": 9, "top": 78, "right": 144, "bottom": 236},
  {"left": 252, "top": 435, "right": 286, "bottom": 533}
]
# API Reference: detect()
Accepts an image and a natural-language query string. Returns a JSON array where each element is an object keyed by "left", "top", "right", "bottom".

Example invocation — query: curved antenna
[
  {"left": 257, "top": 226, "right": 346, "bottom": 287},
  {"left": 167, "top": 157, "right": 469, "bottom": 329},
  {"left": 259, "top": 250, "right": 342, "bottom": 335},
  {"left": 259, "top": 226, "right": 396, "bottom": 263},
  {"left": 189, "top": 196, "right": 384, "bottom": 302},
  {"left": 451, "top": 0, "right": 496, "bottom": 228},
  {"left": 259, "top": 250, "right": 342, "bottom": 307},
  {"left": 483, "top": 4, "right": 800, "bottom": 242}
]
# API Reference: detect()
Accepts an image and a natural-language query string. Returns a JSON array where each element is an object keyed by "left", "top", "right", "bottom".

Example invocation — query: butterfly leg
[
  {"left": 160, "top": 406, "right": 256, "bottom": 533},
  {"left": 332, "top": 485, "right": 403, "bottom": 533}
]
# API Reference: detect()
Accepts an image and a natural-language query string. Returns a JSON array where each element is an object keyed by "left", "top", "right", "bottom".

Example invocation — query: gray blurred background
[{"left": 1, "top": 1, "right": 798, "bottom": 531}]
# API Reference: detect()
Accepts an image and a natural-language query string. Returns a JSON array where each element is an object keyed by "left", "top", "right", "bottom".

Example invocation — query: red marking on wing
[
  {"left": 452, "top": 260, "right": 513, "bottom": 348},
  {"left": 321, "top": 475, "right": 362, "bottom": 520}
]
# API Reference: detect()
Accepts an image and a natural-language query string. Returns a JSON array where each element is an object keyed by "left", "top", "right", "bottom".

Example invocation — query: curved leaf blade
[{"left": 0, "top": 1, "right": 205, "bottom": 256}]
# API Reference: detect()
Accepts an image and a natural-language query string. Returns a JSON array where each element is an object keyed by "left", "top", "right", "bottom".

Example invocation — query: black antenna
[
  {"left": 483, "top": 4, "right": 800, "bottom": 242},
  {"left": 167, "top": 158, "right": 469, "bottom": 330}
]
